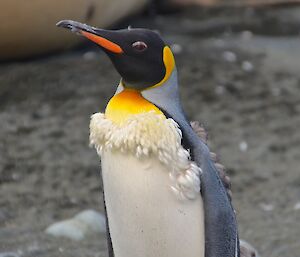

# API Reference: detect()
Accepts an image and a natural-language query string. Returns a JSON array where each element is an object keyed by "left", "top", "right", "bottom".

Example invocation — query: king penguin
[{"left": 57, "top": 20, "right": 240, "bottom": 257}]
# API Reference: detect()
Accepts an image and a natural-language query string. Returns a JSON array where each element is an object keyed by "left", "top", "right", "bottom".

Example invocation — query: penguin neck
[
  {"left": 142, "top": 68, "right": 185, "bottom": 121},
  {"left": 105, "top": 87, "right": 164, "bottom": 125},
  {"left": 105, "top": 67, "right": 179, "bottom": 125}
]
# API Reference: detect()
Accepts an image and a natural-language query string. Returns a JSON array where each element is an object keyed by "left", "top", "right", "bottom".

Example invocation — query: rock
[
  {"left": 241, "top": 61, "right": 254, "bottom": 72},
  {"left": 0, "top": 253, "right": 20, "bottom": 257},
  {"left": 45, "top": 209, "right": 106, "bottom": 241},
  {"left": 46, "top": 219, "right": 86, "bottom": 241},
  {"left": 259, "top": 202, "right": 275, "bottom": 212},
  {"left": 239, "top": 141, "right": 248, "bottom": 152},
  {"left": 222, "top": 51, "right": 237, "bottom": 63},
  {"left": 170, "top": 44, "right": 183, "bottom": 54},
  {"left": 293, "top": 202, "right": 300, "bottom": 210},
  {"left": 74, "top": 209, "right": 106, "bottom": 234}
]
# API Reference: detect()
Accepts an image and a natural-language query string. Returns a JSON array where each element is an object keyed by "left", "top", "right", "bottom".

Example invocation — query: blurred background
[{"left": 1, "top": 0, "right": 300, "bottom": 256}]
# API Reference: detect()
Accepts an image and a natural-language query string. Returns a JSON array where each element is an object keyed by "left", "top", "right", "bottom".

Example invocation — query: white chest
[{"left": 101, "top": 150, "right": 205, "bottom": 257}]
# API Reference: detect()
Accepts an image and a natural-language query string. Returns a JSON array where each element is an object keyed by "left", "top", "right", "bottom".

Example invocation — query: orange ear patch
[
  {"left": 147, "top": 46, "right": 175, "bottom": 89},
  {"left": 81, "top": 31, "right": 123, "bottom": 54},
  {"left": 105, "top": 89, "right": 164, "bottom": 124}
]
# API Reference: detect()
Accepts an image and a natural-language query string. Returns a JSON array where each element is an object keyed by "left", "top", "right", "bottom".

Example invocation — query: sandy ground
[{"left": 1, "top": 6, "right": 300, "bottom": 257}]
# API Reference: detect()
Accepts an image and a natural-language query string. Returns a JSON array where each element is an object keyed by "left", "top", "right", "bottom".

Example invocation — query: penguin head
[{"left": 57, "top": 20, "right": 175, "bottom": 90}]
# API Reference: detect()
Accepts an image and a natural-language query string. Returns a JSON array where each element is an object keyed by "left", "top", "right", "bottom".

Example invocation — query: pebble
[
  {"left": 242, "top": 61, "right": 254, "bottom": 72},
  {"left": 215, "top": 85, "right": 226, "bottom": 95},
  {"left": 240, "top": 30, "right": 253, "bottom": 41},
  {"left": 222, "top": 51, "right": 237, "bottom": 63},
  {"left": 45, "top": 209, "right": 106, "bottom": 241},
  {"left": 293, "top": 202, "right": 300, "bottom": 210},
  {"left": 213, "top": 39, "right": 225, "bottom": 48},
  {"left": 259, "top": 203, "right": 274, "bottom": 212},
  {"left": 170, "top": 44, "right": 183, "bottom": 54},
  {"left": 271, "top": 87, "right": 281, "bottom": 97},
  {"left": 74, "top": 209, "right": 106, "bottom": 233},
  {"left": 239, "top": 141, "right": 248, "bottom": 152},
  {"left": 0, "top": 253, "right": 20, "bottom": 257}
]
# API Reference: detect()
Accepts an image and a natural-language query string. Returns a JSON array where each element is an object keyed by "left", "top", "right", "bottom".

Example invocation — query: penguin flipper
[
  {"left": 190, "top": 121, "right": 232, "bottom": 200},
  {"left": 103, "top": 192, "right": 115, "bottom": 257},
  {"left": 193, "top": 139, "right": 239, "bottom": 257},
  {"left": 176, "top": 118, "right": 240, "bottom": 257}
]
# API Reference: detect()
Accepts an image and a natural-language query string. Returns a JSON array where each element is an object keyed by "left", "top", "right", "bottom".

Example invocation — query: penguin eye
[{"left": 132, "top": 41, "right": 147, "bottom": 51}]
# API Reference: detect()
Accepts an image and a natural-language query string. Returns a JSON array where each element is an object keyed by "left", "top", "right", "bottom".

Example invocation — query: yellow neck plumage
[
  {"left": 105, "top": 89, "right": 163, "bottom": 125},
  {"left": 105, "top": 46, "right": 175, "bottom": 125}
]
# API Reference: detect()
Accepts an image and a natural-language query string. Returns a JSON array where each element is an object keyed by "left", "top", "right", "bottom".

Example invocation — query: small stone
[
  {"left": 45, "top": 219, "right": 85, "bottom": 241},
  {"left": 222, "top": 51, "right": 237, "bottom": 63},
  {"left": 75, "top": 209, "right": 106, "bottom": 233},
  {"left": 259, "top": 203, "right": 274, "bottom": 212},
  {"left": 45, "top": 209, "right": 106, "bottom": 241},
  {"left": 11, "top": 173, "right": 20, "bottom": 181},
  {"left": 242, "top": 61, "right": 254, "bottom": 72},
  {"left": 271, "top": 87, "right": 281, "bottom": 97},
  {"left": 215, "top": 85, "right": 225, "bottom": 95},
  {"left": 69, "top": 197, "right": 78, "bottom": 205},
  {"left": 293, "top": 202, "right": 300, "bottom": 210},
  {"left": 213, "top": 39, "right": 225, "bottom": 48},
  {"left": 0, "top": 253, "right": 20, "bottom": 257},
  {"left": 239, "top": 141, "right": 248, "bottom": 152},
  {"left": 241, "top": 31, "right": 253, "bottom": 41},
  {"left": 170, "top": 44, "right": 182, "bottom": 54}
]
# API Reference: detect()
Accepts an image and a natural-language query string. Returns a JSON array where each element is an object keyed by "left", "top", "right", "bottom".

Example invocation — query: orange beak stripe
[{"left": 81, "top": 31, "right": 123, "bottom": 54}]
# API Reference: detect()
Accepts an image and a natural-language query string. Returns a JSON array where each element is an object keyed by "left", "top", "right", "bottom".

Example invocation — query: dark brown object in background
[{"left": 169, "top": 0, "right": 300, "bottom": 7}]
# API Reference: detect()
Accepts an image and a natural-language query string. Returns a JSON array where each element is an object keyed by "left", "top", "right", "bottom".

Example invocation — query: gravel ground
[{"left": 1, "top": 6, "right": 300, "bottom": 257}]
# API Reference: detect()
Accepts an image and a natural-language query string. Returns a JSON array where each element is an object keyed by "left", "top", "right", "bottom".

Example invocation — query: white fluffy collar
[{"left": 90, "top": 112, "right": 201, "bottom": 200}]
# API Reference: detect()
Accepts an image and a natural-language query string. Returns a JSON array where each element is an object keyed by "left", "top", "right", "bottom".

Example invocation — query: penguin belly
[{"left": 101, "top": 149, "right": 205, "bottom": 257}]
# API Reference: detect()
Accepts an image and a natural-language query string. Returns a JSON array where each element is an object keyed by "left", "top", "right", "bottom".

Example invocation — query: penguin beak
[{"left": 56, "top": 20, "right": 124, "bottom": 54}]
